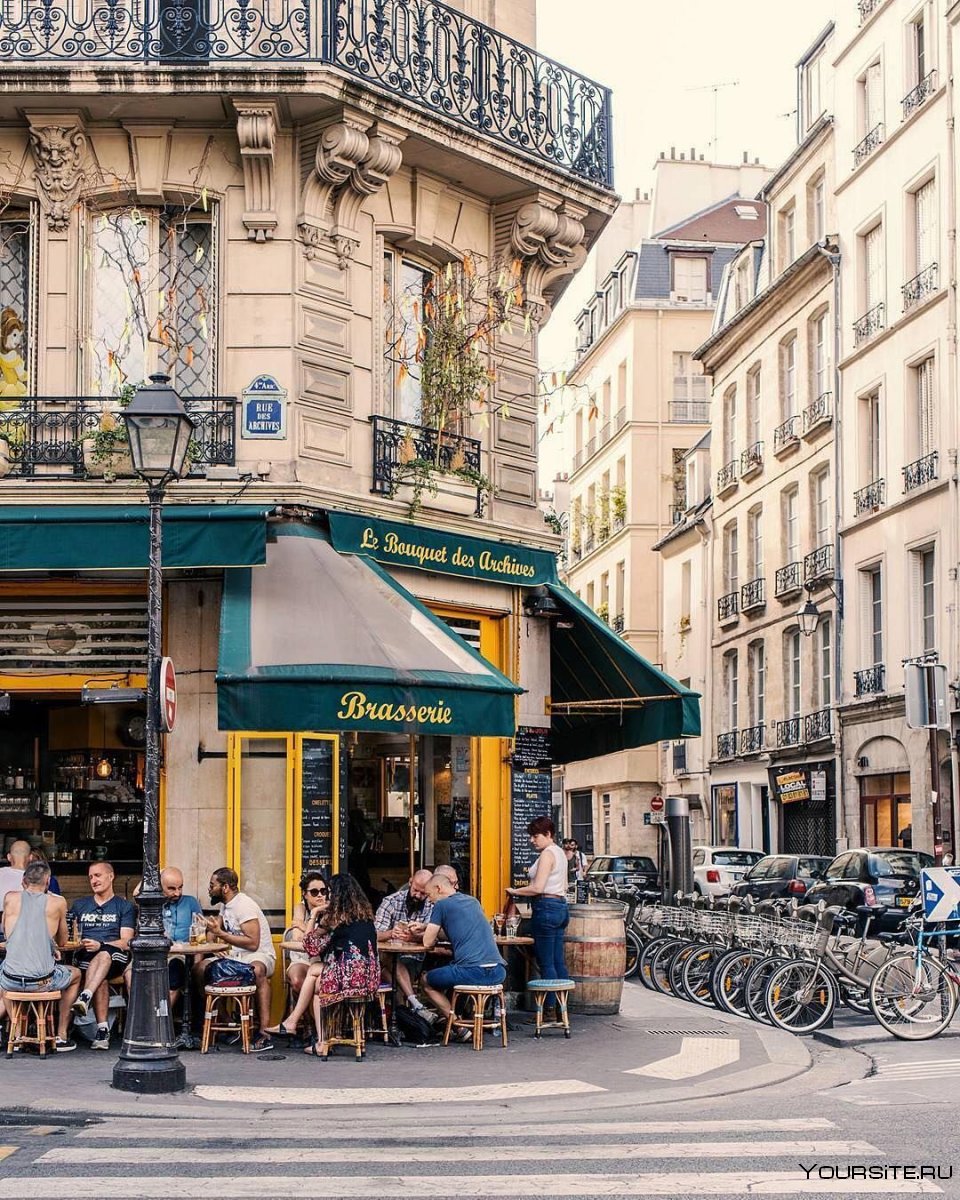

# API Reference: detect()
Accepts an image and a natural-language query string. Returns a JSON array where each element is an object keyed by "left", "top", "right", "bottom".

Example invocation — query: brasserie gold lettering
[
  {"left": 338, "top": 690, "right": 453, "bottom": 726},
  {"left": 362, "top": 525, "right": 537, "bottom": 580}
]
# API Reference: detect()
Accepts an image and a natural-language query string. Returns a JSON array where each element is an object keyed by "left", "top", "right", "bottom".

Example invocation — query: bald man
[
  {"left": 374, "top": 869, "right": 435, "bottom": 1018},
  {"left": 158, "top": 867, "right": 203, "bottom": 1009},
  {"left": 0, "top": 838, "right": 30, "bottom": 903}
]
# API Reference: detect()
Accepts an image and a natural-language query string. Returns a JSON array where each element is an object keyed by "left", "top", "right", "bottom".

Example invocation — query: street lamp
[
  {"left": 113, "top": 374, "right": 194, "bottom": 1095},
  {"left": 796, "top": 582, "right": 843, "bottom": 638}
]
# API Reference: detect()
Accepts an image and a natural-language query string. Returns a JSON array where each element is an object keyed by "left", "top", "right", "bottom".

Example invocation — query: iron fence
[{"left": 370, "top": 413, "right": 483, "bottom": 514}]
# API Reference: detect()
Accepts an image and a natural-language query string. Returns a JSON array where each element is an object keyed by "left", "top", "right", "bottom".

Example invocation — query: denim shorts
[
  {"left": 0, "top": 962, "right": 74, "bottom": 992},
  {"left": 424, "top": 962, "right": 506, "bottom": 990}
]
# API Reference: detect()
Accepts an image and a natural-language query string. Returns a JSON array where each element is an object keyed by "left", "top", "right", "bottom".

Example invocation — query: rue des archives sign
[{"left": 241, "top": 375, "right": 286, "bottom": 440}]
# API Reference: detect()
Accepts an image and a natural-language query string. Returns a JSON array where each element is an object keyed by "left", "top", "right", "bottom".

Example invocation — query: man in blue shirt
[
  {"left": 160, "top": 866, "right": 203, "bottom": 1008},
  {"left": 419, "top": 874, "right": 505, "bottom": 1023},
  {"left": 68, "top": 861, "right": 136, "bottom": 1050}
]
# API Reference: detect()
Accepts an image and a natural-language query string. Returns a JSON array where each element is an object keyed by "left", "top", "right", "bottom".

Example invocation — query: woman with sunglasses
[{"left": 285, "top": 872, "right": 329, "bottom": 998}]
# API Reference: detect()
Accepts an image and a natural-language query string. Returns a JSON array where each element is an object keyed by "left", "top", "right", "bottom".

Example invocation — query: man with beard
[{"left": 374, "top": 868, "right": 435, "bottom": 1019}]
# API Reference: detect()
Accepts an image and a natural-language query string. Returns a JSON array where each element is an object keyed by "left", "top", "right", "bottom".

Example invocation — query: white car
[{"left": 692, "top": 846, "right": 764, "bottom": 897}]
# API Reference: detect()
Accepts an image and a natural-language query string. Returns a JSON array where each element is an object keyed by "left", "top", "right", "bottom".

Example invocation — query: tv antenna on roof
[{"left": 686, "top": 80, "right": 740, "bottom": 158}]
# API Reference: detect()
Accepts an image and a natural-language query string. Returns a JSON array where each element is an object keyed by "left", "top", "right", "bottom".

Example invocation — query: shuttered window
[
  {"left": 723, "top": 386, "right": 737, "bottom": 464},
  {"left": 813, "top": 469, "right": 831, "bottom": 548},
  {"left": 811, "top": 312, "right": 829, "bottom": 399},
  {"left": 749, "top": 640, "right": 765, "bottom": 725},
  {"left": 914, "top": 179, "right": 937, "bottom": 273},
  {"left": 864, "top": 224, "right": 883, "bottom": 311},
  {"left": 911, "top": 547, "right": 936, "bottom": 655},
  {"left": 864, "top": 61, "right": 882, "bottom": 134},
  {"left": 784, "top": 487, "right": 799, "bottom": 562},
  {"left": 724, "top": 522, "right": 739, "bottom": 593},
  {"left": 748, "top": 505, "right": 764, "bottom": 578},
  {"left": 779, "top": 336, "right": 797, "bottom": 419},
  {"left": 747, "top": 367, "right": 761, "bottom": 444},
  {"left": 785, "top": 629, "right": 802, "bottom": 718},
  {"left": 724, "top": 651, "right": 739, "bottom": 730},
  {"left": 916, "top": 357, "right": 936, "bottom": 456},
  {"left": 860, "top": 567, "right": 883, "bottom": 666},
  {"left": 818, "top": 616, "right": 832, "bottom": 708}
]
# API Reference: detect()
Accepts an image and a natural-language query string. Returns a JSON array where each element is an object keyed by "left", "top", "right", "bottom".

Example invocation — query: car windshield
[
  {"left": 797, "top": 857, "right": 830, "bottom": 877},
  {"left": 712, "top": 851, "right": 762, "bottom": 867},
  {"left": 867, "top": 851, "right": 933, "bottom": 878},
  {"left": 614, "top": 857, "right": 656, "bottom": 873}
]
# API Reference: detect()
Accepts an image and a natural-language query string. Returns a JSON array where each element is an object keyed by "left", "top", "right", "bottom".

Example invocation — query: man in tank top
[{"left": 0, "top": 860, "right": 82, "bottom": 1051}]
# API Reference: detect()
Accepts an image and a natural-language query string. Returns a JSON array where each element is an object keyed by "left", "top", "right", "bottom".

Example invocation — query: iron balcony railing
[
  {"left": 855, "top": 478, "right": 885, "bottom": 516},
  {"left": 614, "top": 407, "right": 626, "bottom": 432},
  {"left": 902, "top": 70, "right": 937, "bottom": 120},
  {"left": 740, "top": 577, "right": 765, "bottom": 612},
  {"left": 773, "top": 415, "right": 800, "bottom": 453},
  {"left": 583, "top": 529, "right": 595, "bottom": 553},
  {"left": 740, "top": 724, "right": 764, "bottom": 755},
  {"left": 776, "top": 717, "right": 801, "bottom": 748},
  {"left": 858, "top": 0, "right": 883, "bottom": 22},
  {"left": 804, "top": 708, "right": 832, "bottom": 742},
  {"left": 0, "top": 395, "right": 235, "bottom": 478},
  {"left": 716, "top": 460, "right": 739, "bottom": 492},
  {"left": 775, "top": 561, "right": 803, "bottom": 597},
  {"left": 370, "top": 414, "right": 483, "bottom": 514},
  {"left": 804, "top": 543, "right": 834, "bottom": 584},
  {"left": 717, "top": 591, "right": 739, "bottom": 622},
  {"left": 803, "top": 391, "right": 832, "bottom": 434},
  {"left": 853, "top": 122, "right": 884, "bottom": 167},
  {"left": 572, "top": 448, "right": 585, "bottom": 471},
  {"left": 672, "top": 741, "right": 687, "bottom": 773},
  {"left": 0, "top": 0, "right": 613, "bottom": 187},
  {"left": 716, "top": 731, "right": 738, "bottom": 760},
  {"left": 853, "top": 301, "right": 885, "bottom": 346},
  {"left": 855, "top": 664, "right": 885, "bottom": 697},
  {"left": 903, "top": 450, "right": 939, "bottom": 493},
  {"left": 740, "top": 441, "right": 763, "bottom": 476},
  {"left": 612, "top": 512, "right": 625, "bottom": 532},
  {"left": 902, "top": 263, "right": 938, "bottom": 311},
  {"left": 668, "top": 400, "right": 710, "bottom": 424},
  {"left": 669, "top": 505, "right": 683, "bottom": 526},
  {"left": 611, "top": 612, "right": 624, "bottom": 634}
]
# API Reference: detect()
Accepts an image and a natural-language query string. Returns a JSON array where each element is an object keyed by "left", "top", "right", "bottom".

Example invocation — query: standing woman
[
  {"left": 507, "top": 816, "right": 569, "bottom": 1008},
  {"left": 285, "top": 872, "right": 329, "bottom": 996}
]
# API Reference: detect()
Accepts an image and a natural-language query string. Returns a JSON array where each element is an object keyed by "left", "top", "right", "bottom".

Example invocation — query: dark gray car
[{"left": 731, "top": 854, "right": 832, "bottom": 901}]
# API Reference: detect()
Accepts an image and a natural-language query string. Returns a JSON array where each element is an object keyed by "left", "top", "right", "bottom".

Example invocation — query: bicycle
[{"left": 868, "top": 918, "right": 960, "bottom": 1040}]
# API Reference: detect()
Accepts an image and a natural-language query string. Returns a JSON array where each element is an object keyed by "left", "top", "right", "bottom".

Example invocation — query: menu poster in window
[
  {"left": 301, "top": 740, "right": 334, "bottom": 876},
  {"left": 510, "top": 726, "right": 552, "bottom": 889}
]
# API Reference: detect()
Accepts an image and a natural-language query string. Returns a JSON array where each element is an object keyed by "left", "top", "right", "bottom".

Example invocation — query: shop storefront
[{"left": 767, "top": 760, "right": 836, "bottom": 858}]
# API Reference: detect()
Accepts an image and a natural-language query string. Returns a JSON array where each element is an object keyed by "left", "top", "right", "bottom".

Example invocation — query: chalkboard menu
[
  {"left": 510, "top": 725, "right": 552, "bottom": 889},
  {"left": 301, "top": 739, "right": 334, "bottom": 876}
]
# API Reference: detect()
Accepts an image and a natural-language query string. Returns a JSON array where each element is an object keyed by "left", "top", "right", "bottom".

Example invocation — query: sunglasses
[{"left": 305, "top": 887, "right": 328, "bottom": 897}]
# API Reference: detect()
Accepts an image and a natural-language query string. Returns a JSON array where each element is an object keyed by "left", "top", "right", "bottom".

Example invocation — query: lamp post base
[{"left": 112, "top": 1056, "right": 187, "bottom": 1095}]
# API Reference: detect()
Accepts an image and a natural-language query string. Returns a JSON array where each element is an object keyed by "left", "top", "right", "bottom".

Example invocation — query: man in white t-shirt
[
  {"left": 204, "top": 867, "right": 276, "bottom": 1052},
  {"left": 0, "top": 839, "right": 30, "bottom": 904}
]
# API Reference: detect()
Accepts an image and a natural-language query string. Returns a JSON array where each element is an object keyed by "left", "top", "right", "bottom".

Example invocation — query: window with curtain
[
  {"left": 861, "top": 389, "right": 881, "bottom": 483},
  {"left": 861, "top": 566, "right": 883, "bottom": 666},
  {"left": 779, "top": 204, "right": 796, "bottom": 270},
  {"left": 912, "top": 547, "right": 936, "bottom": 654},
  {"left": 862, "top": 60, "right": 883, "bottom": 135},
  {"left": 722, "top": 386, "right": 737, "bottom": 464},
  {"left": 809, "top": 173, "right": 826, "bottom": 243}
]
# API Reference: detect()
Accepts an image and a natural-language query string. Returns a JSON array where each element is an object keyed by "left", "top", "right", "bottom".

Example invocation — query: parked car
[
  {"left": 584, "top": 854, "right": 660, "bottom": 895},
  {"left": 730, "top": 854, "right": 832, "bottom": 901},
  {"left": 692, "top": 846, "right": 764, "bottom": 897},
  {"left": 804, "top": 847, "right": 934, "bottom": 931}
]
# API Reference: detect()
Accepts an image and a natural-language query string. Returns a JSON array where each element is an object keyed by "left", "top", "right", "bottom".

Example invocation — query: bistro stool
[
  {"left": 442, "top": 984, "right": 507, "bottom": 1051},
  {"left": 201, "top": 983, "right": 257, "bottom": 1054},
  {"left": 365, "top": 983, "right": 392, "bottom": 1045},
  {"left": 4, "top": 990, "right": 60, "bottom": 1058},
  {"left": 527, "top": 979, "right": 575, "bottom": 1039},
  {"left": 317, "top": 999, "right": 367, "bottom": 1061}
]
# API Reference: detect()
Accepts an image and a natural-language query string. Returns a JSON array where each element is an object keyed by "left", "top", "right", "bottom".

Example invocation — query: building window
[
  {"left": 861, "top": 565, "right": 883, "bottom": 665},
  {"left": 812, "top": 467, "right": 831, "bottom": 548},
  {"left": 615, "top": 559, "right": 626, "bottom": 621},
  {"left": 912, "top": 546, "right": 936, "bottom": 654},
  {"left": 735, "top": 258, "right": 752, "bottom": 310},
  {"left": 862, "top": 223, "right": 884, "bottom": 312},
  {"left": 748, "top": 505, "right": 764, "bottom": 579},
  {"left": 861, "top": 60, "right": 883, "bottom": 138},
  {"left": 746, "top": 365, "right": 761, "bottom": 446},
  {"left": 672, "top": 352, "right": 708, "bottom": 402},
  {"left": 779, "top": 335, "right": 797, "bottom": 420},
  {"left": 818, "top": 616, "right": 832, "bottom": 707},
  {"left": 911, "top": 177, "right": 937, "bottom": 276},
  {"left": 804, "top": 51, "right": 824, "bottom": 133},
  {"left": 783, "top": 485, "right": 800, "bottom": 563},
  {"left": 913, "top": 356, "right": 936, "bottom": 457},
  {"left": 749, "top": 640, "right": 765, "bottom": 725},
  {"left": 87, "top": 205, "right": 215, "bottom": 396},
  {"left": 672, "top": 255, "right": 708, "bottom": 303},
  {"left": 778, "top": 203, "right": 796, "bottom": 270},
  {"left": 724, "top": 650, "right": 739, "bottom": 730},
  {"left": 383, "top": 249, "right": 433, "bottom": 423},
  {"left": 785, "top": 628, "right": 802, "bottom": 718},
  {"left": 861, "top": 389, "right": 882, "bottom": 483},
  {"left": 722, "top": 385, "right": 737, "bottom": 465},
  {"left": 808, "top": 172, "right": 826, "bottom": 243},
  {"left": 723, "top": 521, "right": 739, "bottom": 594},
  {"left": 910, "top": 9, "right": 927, "bottom": 87},
  {"left": 810, "top": 310, "right": 829, "bottom": 399},
  {"left": 0, "top": 215, "right": 31, "bottom": 398},
  {"left": 680, "top": 559, "right": 691, "bottom": 625}
]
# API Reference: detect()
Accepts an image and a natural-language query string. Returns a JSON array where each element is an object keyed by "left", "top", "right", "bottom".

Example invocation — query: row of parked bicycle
[{"left": 599, "top": 884, "right": 959, "bottom": 1041}]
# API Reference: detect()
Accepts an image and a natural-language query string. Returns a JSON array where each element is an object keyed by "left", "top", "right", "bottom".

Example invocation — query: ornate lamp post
[{"left": 113, "top": 374, "right": 194, "bottom": 1094}]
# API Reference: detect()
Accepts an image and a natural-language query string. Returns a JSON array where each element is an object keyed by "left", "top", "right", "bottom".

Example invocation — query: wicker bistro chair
[
  {"left": 316, "top": 998, "right": 368, "bottom": 1061},
  {"left": 4, "top": 990, "right": 60, "bottom": 1057},
  {"left": 442, "top": 984, "right": 508, "bottom": 1051},
  {"left": 201, "top": 983, "right": 258, "bottom": 1053},
  {"left": 526, "top": 979, "right": 575, "bottom": 1039}
]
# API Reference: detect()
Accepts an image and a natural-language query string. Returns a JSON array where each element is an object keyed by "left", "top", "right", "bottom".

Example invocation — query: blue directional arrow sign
[{"left": 920, "top": 868, "right": 960, "bottom": 921}]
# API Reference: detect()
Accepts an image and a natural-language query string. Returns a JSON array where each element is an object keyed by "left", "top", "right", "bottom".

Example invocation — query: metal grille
[
  {"left": 159, "top": 215, "right": 215, "bottom": 396},
  {"left": 783, "top": 793, "right": 833, "bottom": 857},
  {"left": 0, "top": 597, "right": 147, "bottom": 671},
  {"left": 0, "top": 217, "right": 30, "bottom": 393}
]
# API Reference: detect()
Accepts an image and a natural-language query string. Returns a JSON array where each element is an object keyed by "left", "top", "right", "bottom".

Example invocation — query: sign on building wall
[
  {"left": 771, "top": 769, "right": 810, "bottom": 805},
  {"left": 241, "top": 375, "right": 286, "bottom": 439}
]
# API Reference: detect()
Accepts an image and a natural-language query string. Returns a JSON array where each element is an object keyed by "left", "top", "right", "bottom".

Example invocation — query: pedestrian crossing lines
[{"left": 873, "top": 1059, "right": 960, "bottom": 1082}]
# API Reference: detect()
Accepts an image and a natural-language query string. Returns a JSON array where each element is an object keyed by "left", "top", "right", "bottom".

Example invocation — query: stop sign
[
  {"left": 650, "top": 795, "right": 664, "bottom": 812},
  {"left": 159, "top": 656, "right": 177, "bottom": 733}
]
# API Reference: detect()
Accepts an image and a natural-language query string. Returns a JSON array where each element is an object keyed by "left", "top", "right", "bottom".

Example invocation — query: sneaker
[
  {"left": 71, "top": 991, "right": 91, "bottom": 1018},
  {"left": 250, "top": 1034, "right": 274, "bottom": 1053},
  {"left": 454, "top": 1027, "right": 474, "bottom": 1044},
  {"left": 418, "top": 1008, "right": 439, "bottom": 1027},
  {"left": 91, "top": 1027, "right": 110, "bottom": 1051},
  {"left": 54, "top": 1038, "right": 76, "bottom": 1053}
]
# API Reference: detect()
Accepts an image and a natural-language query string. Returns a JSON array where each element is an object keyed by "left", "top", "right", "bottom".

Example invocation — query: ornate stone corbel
[
  {"left": 235, "top": 101, "right": 280, "bottom": 242},
  {"left": 509, "top": 197, "right": 588, "bottom": 317},
  {"left": 26, "top": 114, "right": 88, "bottom": 231}
]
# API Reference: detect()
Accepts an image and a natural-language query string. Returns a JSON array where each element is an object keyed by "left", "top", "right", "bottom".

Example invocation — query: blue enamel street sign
[{"left": 241, "top": 375, "right": 286, "bottom": 439}]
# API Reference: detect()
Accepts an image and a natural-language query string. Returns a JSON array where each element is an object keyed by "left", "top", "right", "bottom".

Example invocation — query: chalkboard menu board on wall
[
  {"left": 510, "top": 726, "right": 552, "bottom": 889},
  {"left": 301, "top": 739, "right": 334, "bottom": 877}
]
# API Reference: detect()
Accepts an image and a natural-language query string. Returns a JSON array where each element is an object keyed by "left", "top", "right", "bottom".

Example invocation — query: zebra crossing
[
  {"left": 873, "top": 1059, "right": 960, "bottom": 1082},
  {"left": 0, "top": 1114, "right": 947, "bottom": 1196}
]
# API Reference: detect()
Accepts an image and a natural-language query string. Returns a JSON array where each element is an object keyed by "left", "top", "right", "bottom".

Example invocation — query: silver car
[{"left": 692, "top": 846, "right": 764, "bottom": 897}]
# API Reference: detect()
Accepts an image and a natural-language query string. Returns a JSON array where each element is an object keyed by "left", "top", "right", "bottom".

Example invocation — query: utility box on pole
[{"left": 905, "top": 661, "right": 949, "bottom": 731}]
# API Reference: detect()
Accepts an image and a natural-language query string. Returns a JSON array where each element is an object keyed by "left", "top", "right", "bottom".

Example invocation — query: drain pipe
[{"left": 945, "top": 12, "right": 960, "bottom": 859}]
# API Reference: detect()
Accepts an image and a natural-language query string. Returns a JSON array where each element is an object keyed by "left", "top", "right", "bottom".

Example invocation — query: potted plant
[
  {"left": 596, "top": 600, "right": 609, "bottom": 624},
  {"left": 597, "top": 488, "right": 611, "bottom": 542},
  {"left": 611, "top": 484, "right": 627, "bottom": 528}
]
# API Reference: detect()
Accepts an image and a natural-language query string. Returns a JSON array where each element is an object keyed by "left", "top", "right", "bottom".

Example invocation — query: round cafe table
[
  {"left": 168, "top": 940, "right": 228, "bottom": 1050},
  {"left": 379, "top": 939, "right": 451, "bottom": 1047}
]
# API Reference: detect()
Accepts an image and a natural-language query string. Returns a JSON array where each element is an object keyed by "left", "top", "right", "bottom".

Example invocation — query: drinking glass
[
  {"left": 494, "top": 913, "right": 505, "bottom": 936},
  {"left": 506, "top": 916, "right": 521, "bottom": 938}
]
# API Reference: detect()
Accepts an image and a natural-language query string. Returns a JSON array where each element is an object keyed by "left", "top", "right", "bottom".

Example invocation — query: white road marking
[
  {"left": 625, "top": 1036, "right": 740, "bottom": 1078},
  {"left": 40, "top": 1140, "right": 879, "bottom": 1166},
  {"left": 18, "top": 1173, "right": 942, "bottom": 1196},
  {"left": 875, "top": 1062, "right": 960, "bottom": 1077},
  {"left": 193, "top": 1079, "right": 605, "bottom": 1106}
]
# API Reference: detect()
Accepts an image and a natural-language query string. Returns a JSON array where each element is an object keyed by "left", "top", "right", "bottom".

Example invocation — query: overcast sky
[{"left": 535, "top": 0, "right": 836, "bottom": 477}]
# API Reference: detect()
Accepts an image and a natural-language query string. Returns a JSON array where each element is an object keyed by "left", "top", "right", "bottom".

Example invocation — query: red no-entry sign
[
  {"left": 650, "top": 795, "right": 664, "bottom": 812},
  {"left": 160, "top": 656, "right": 177, "bottom": 733}
]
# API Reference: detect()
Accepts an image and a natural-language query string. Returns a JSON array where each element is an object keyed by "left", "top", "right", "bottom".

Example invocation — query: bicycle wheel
[
  {"left": 743, "top": 956, "right": 788, "bottom": 1023},
  {"left": 765, "top": 959, "right": 837, "bottom": 1034},
  {"left": 668, "top": 943, "right": 699, "bottom": 997},
  {"left": 680, "top": 944, "right": 721, "bottom": 1007},
  {"left": 869, "top": 953, "right": 958, "bottom": 1040},
  {"left": 624, "top": 930, "right": 642, "bottom": 979},
  {"left": 711, "top": 949, "right": 759, "bottom": 1016},
  {"left": 651, "top": 938, "right": 685, "bottom": 995},
  {"left": 638, "top": 935, "right": 673, "bottom": 990}
]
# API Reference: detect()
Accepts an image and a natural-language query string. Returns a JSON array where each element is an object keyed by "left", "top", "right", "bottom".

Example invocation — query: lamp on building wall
[
  {"left": 112, "top": 375, "right": 194, "bottom": 1096},
  {"left": 796, "top": 581, "right": 843, "bottom": 638},
  {"left": 523, "top": 586, "right": 562, "bottom": 620}
]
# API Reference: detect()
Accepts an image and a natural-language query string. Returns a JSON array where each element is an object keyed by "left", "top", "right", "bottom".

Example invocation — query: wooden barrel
[{"left": 563, "top": 902, "right": 626, "bottom": 1014}]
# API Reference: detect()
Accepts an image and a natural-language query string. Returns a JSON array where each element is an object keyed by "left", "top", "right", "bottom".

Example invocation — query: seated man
[
  {"left": 434, "top": 863, "right": 463, "bottom": 893},
  {"left": 420, "top": 873, "right": 505, "bottom": 1027},
  {"left": 203, "top": 867, "right": 276, "bottom": 1052},
  {"left": 0, "top": 837, "right": 30, "bottom": 901},
  {"left": 160, "top": 867, "right": 202, "bottom": 1010},
  {"left": 69, "top": 861, "right": 135, "bottom": 1051},
  {"left": 0, "top": 861, "right": 81, "bottom": 1052},
  {"left": 374, "top": 869, "right": 435, "bottom": 1018}
]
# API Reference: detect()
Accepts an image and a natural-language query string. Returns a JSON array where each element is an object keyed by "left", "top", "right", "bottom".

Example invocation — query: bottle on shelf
[
  {"left": 14, "top": 767, "right": 24, "bottom": 790},
  {"left": 3, "top": 766, "right": 13, "bottom": 788}
]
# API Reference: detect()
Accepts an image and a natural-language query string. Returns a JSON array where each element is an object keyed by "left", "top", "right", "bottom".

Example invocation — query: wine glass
[{"left": 494, "top": 913, "right": 505, "bottom": 936}]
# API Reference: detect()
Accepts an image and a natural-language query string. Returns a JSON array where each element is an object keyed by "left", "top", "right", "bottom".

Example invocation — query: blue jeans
[
  {"left": 425, "top": 962, "right": 506, "bottom": 990},
  {"left": 530, "top": 897, "right": 569, "bottom": 997}
]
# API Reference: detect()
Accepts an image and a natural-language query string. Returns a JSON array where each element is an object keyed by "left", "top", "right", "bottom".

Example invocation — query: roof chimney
[
  {"left": 742, "top": 151, "right": 748, "bottom": 164},
  {"left": 680, "top": 152, "right": 685, "bottom": 160},
  {"left": 691, "top": 147, "right": 696, "bottom": 160},
  {"left": 670, "top": 146, "right": 676, "bottom": 159}
]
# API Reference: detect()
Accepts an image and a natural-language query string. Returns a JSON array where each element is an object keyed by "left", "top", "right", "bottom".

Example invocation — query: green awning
[
  {"left": 0, "top": 505, "right": 273, "bottom": 571},
  {"left": 217, "top": 524, "right": 521, "bottom": 735},
  {"left": 547, "top": 583, "right": 700, "bottom": 764}
]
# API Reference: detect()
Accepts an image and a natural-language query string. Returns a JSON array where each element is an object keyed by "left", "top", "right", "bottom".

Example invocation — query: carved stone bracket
[
  {"left": 500, "top": 194, "right": 589, "bottom": 323},
  {"left": 235, "top": 101, "right": 280, "bottom": 243},
  {"left": 26, "top": 113, "right": 88, "bottom": 232},
  {"left": 298, "top": 111, "right": 405, "bottom": 267}
]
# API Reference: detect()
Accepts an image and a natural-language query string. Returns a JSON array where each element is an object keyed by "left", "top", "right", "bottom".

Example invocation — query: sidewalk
[{"left": 3, "top": 981, "right": 812, "bottom": 1123}]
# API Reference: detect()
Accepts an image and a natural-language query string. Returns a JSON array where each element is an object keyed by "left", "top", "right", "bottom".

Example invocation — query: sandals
[{"left": 267, "top": 1023, "right": 297, "bottom": 1039}]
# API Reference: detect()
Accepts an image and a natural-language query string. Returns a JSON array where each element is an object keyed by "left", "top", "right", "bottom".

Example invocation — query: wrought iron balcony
[
  {"left": 902, "top": 70, "right": 937, "bottom": 120},
  {"left": 853, "top": 302, "right": 885, "bottom": 347},
  {"left": 668, "top": 400, "right": 710, "bottom": 424},
  {"left": 612, "top": 612, "right": 624, "bottom": 634},
  {"left": 776, "top": 717, "right": 801, "bottom": 748},
  {"left": 902, "top": 263, "right": 939, "bottom": 311},
  {"left": 740, "top": 577, "right": 765, "bottom": 613},
  {"left": 740, "top": 724, "right": 764, "bottom": 755},
  {"left": 672, "top": 741, "right": 687, "bottom": 773},
  {"left": 740, "top": 441, "right": 763, "bottom": 478},
  {"left": 370, "top": 414, "right": 483, "bottom": 514},
  {"left": 572, "top": 448, "right": 585, "bottom": 472},
  {"left": 669, "top": 505, "right": 684, "bottom": 526},
  {"left": 803, "top": 392, "right": 832, "bottom": 436},
  {"left": 853, "top": 123, "right": 884, "bottom": 167},
  {"left": 717, "top": 591, "right": 739, "bottom": 622},
  {"left": 612, "top": 512, "right": 625, "bottom": 532},
  {"left": 804, "top": 708, "right": 832, "bottom": 742},
  {"left": 716, "top": 460, "right": 739, "bottom": 493},
  {"left": 0, "top": 0, "right": 613, "bottom": 188},
  {"left": 614, "top": 407, "right": 627, "bottom": 432},
  {"left": 775, "top": 561, "right": 803, "bottom": 598},
  {"left": 804, "top": 543, "right": 834, "bottom": 584},
  {"left": 854, "top": 478, "right": 885, "bottom": 516},
  {"left": 903, "top": 450, "right": 939, "bottom": 493},
  {"left": 583, "top": 529, "right": 595, "bottom": 553},
  {"left": 858, "top": 0, "right": 883, "bottom": 22},
  {"left": 773, "top": 415, "right": 800, "bottom": 454},
  {"left": 716, "top": 731, "right": 738, "bottom": 760},
  {"left": 855, "top": 664, "right": 885, "bottom": 697},
  {"left": 0, "top": 395, "right": 235, "bottom": 479}
]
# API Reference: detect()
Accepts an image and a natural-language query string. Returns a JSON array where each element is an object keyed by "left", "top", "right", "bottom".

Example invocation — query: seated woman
[
  {"left": 285, "top": 872, "right": 328, "bottom": 996},
  {"left": 266, "top": 873, "right": 380, "bottom": 1049}
]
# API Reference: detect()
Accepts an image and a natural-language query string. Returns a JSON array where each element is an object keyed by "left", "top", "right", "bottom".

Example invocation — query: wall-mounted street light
[
  {"left": 796, "top": 581, "right": 843, "bottom": 638},
  {"left": 113, "top": 375, "right": 194, "bottom": 1096}
]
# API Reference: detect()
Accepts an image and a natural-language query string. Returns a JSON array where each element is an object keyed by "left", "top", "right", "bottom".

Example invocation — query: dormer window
[{"left": 671, "top": 254, "right": 708, "bottom": 303}]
